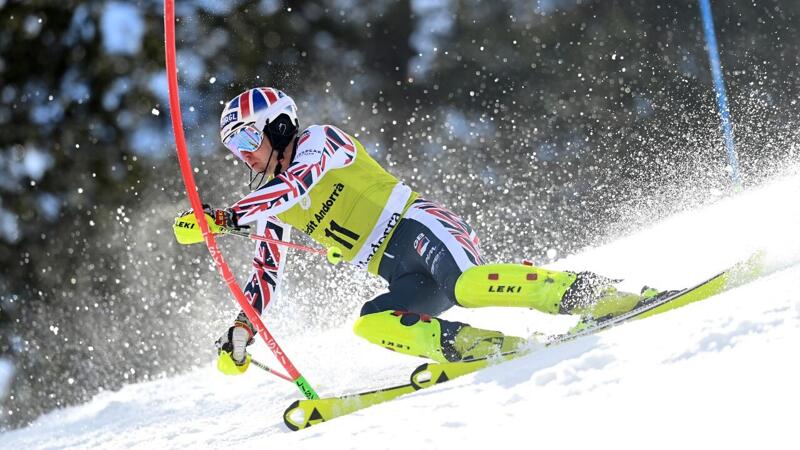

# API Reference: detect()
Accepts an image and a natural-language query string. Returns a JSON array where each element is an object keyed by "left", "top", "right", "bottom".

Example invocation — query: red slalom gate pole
[{"left": 163, "top": 0, "right": 318, "bottom": 399}]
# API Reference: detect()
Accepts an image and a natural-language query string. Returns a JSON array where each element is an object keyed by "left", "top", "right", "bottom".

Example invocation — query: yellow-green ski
[
  {"left": 284, "top": 251, "right": 767, "bottom": 430},
  {"left": 410, "top": 350, "right": 536, "bottom": 389},
  {"left": 636, "top": 251, "right": 763, "bottom": 319},
  {"left": 410, "top": 251, "right": 766, "bottom": 390},
  {"left": 283, "top": 382, "right": 417, "bottom": 430}
]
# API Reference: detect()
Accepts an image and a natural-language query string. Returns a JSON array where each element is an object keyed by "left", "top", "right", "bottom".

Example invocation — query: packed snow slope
[{"left": 4, "top": 173, "right": 800, "bottom": 450}]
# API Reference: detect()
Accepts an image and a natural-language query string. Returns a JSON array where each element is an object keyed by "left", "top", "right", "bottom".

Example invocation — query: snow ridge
[{"left": 3, "top": 173, "right": 799, "bottom": 449}]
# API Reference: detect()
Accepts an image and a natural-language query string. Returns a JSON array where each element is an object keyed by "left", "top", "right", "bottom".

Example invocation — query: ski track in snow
[{"left": 3, "top": 173, "right": 800, "bottom": 450}]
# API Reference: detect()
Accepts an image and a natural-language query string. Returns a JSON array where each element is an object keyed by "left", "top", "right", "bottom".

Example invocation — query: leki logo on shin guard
[
  {"left": 380, "top": 340, "right": 411, "bottom": 351},
  {"left": 488, "top": 285, "right": 522, "bottom": 293}
]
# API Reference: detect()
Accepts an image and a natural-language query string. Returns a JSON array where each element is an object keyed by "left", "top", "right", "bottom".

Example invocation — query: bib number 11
[{"left": 324, "top": 220, "right": 360, "bottom": 250}]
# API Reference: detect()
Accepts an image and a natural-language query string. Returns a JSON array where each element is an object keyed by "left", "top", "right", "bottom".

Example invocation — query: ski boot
[
  {"left": 448, "top": 323, "right": 527, "bottom": 361},
  {"left": 353, "top": 310, "right": 526, "bottom": 363},
  {"left": 567, "top": 285, "right": 678, "bottom": 334}
]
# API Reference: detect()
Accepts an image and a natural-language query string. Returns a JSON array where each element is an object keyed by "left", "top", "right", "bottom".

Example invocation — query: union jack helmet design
[{"left": 219, "top": 87, "right": 298, "bottom": 160}]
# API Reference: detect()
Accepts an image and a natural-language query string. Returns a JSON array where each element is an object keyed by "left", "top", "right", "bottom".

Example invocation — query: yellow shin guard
[
  {"left": 353, "top": 311, "right": 528, "bottom": 362},
  {"left": 454, "top": 264, "right": 577, "bottom": 314},
  {"left": 353, "top": 310, "right": 450, "bottom": 363}
]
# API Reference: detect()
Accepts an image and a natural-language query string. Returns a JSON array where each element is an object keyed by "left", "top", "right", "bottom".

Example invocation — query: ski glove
[
  {"left": 173, "top": 205, "right": 246, "bottom": 245},
  {"left": 211, "top": 207, "right": 241, "bottom": 230},
  {"left": 215, "top": 313, "right": 256, "bottom": 375}
]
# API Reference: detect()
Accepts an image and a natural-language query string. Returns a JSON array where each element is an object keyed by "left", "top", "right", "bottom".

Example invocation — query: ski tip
[
  {"left": 283, "top": 400, "right": 302, "bottom": 431},
  {"left": 410, "top": 363, "right": 431, "bottom": 390}
]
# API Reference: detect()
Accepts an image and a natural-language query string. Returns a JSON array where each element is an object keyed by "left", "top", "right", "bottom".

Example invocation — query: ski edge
[
  {"left": 410, "top": 251, "right": 766, "bottom": 391},
  {"left": 283, "top": 382, "right": 418, "bottom": 431},
  {"left": 283, "top": 251, "right": 767, "bottom": 431}
]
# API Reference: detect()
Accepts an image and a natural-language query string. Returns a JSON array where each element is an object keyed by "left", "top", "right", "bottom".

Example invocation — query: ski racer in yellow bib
[
  {"left": 175, "top": 87, "right": 668, "bottom": 374},
  {"left": 237, "top": 123, "right": 415, "bottom": 274}
]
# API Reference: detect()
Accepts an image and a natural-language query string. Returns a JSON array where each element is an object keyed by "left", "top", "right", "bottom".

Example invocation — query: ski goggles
[{"left": 223, "top": 124, "right": 264, "bottom": 157}]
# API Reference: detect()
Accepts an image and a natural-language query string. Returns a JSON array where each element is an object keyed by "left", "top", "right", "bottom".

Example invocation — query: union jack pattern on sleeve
[
  {"left": 231, "top": 125, "right": 357, "bottom": 226},
  {"left": 242, "top": 219, "right": 287, "bottom": 316}
]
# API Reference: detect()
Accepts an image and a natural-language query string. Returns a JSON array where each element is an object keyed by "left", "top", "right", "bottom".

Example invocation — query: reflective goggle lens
[{"left": 224, "top": 126, "right": 263, "bottom": 154}]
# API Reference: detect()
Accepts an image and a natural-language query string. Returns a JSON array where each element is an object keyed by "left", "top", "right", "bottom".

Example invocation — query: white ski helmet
[{"left": 219, "top": 87, "right": 299, "bottom": 161}]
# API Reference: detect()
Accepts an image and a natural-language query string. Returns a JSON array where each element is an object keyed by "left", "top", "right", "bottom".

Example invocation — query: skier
[{"left": 174, "top": 87, "right": 658, "bottom": 375}]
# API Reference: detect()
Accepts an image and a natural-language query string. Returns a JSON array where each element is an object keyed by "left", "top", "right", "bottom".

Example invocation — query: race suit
[{"left": 231, "top": 125, "right": 484, "bottom": 318}]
